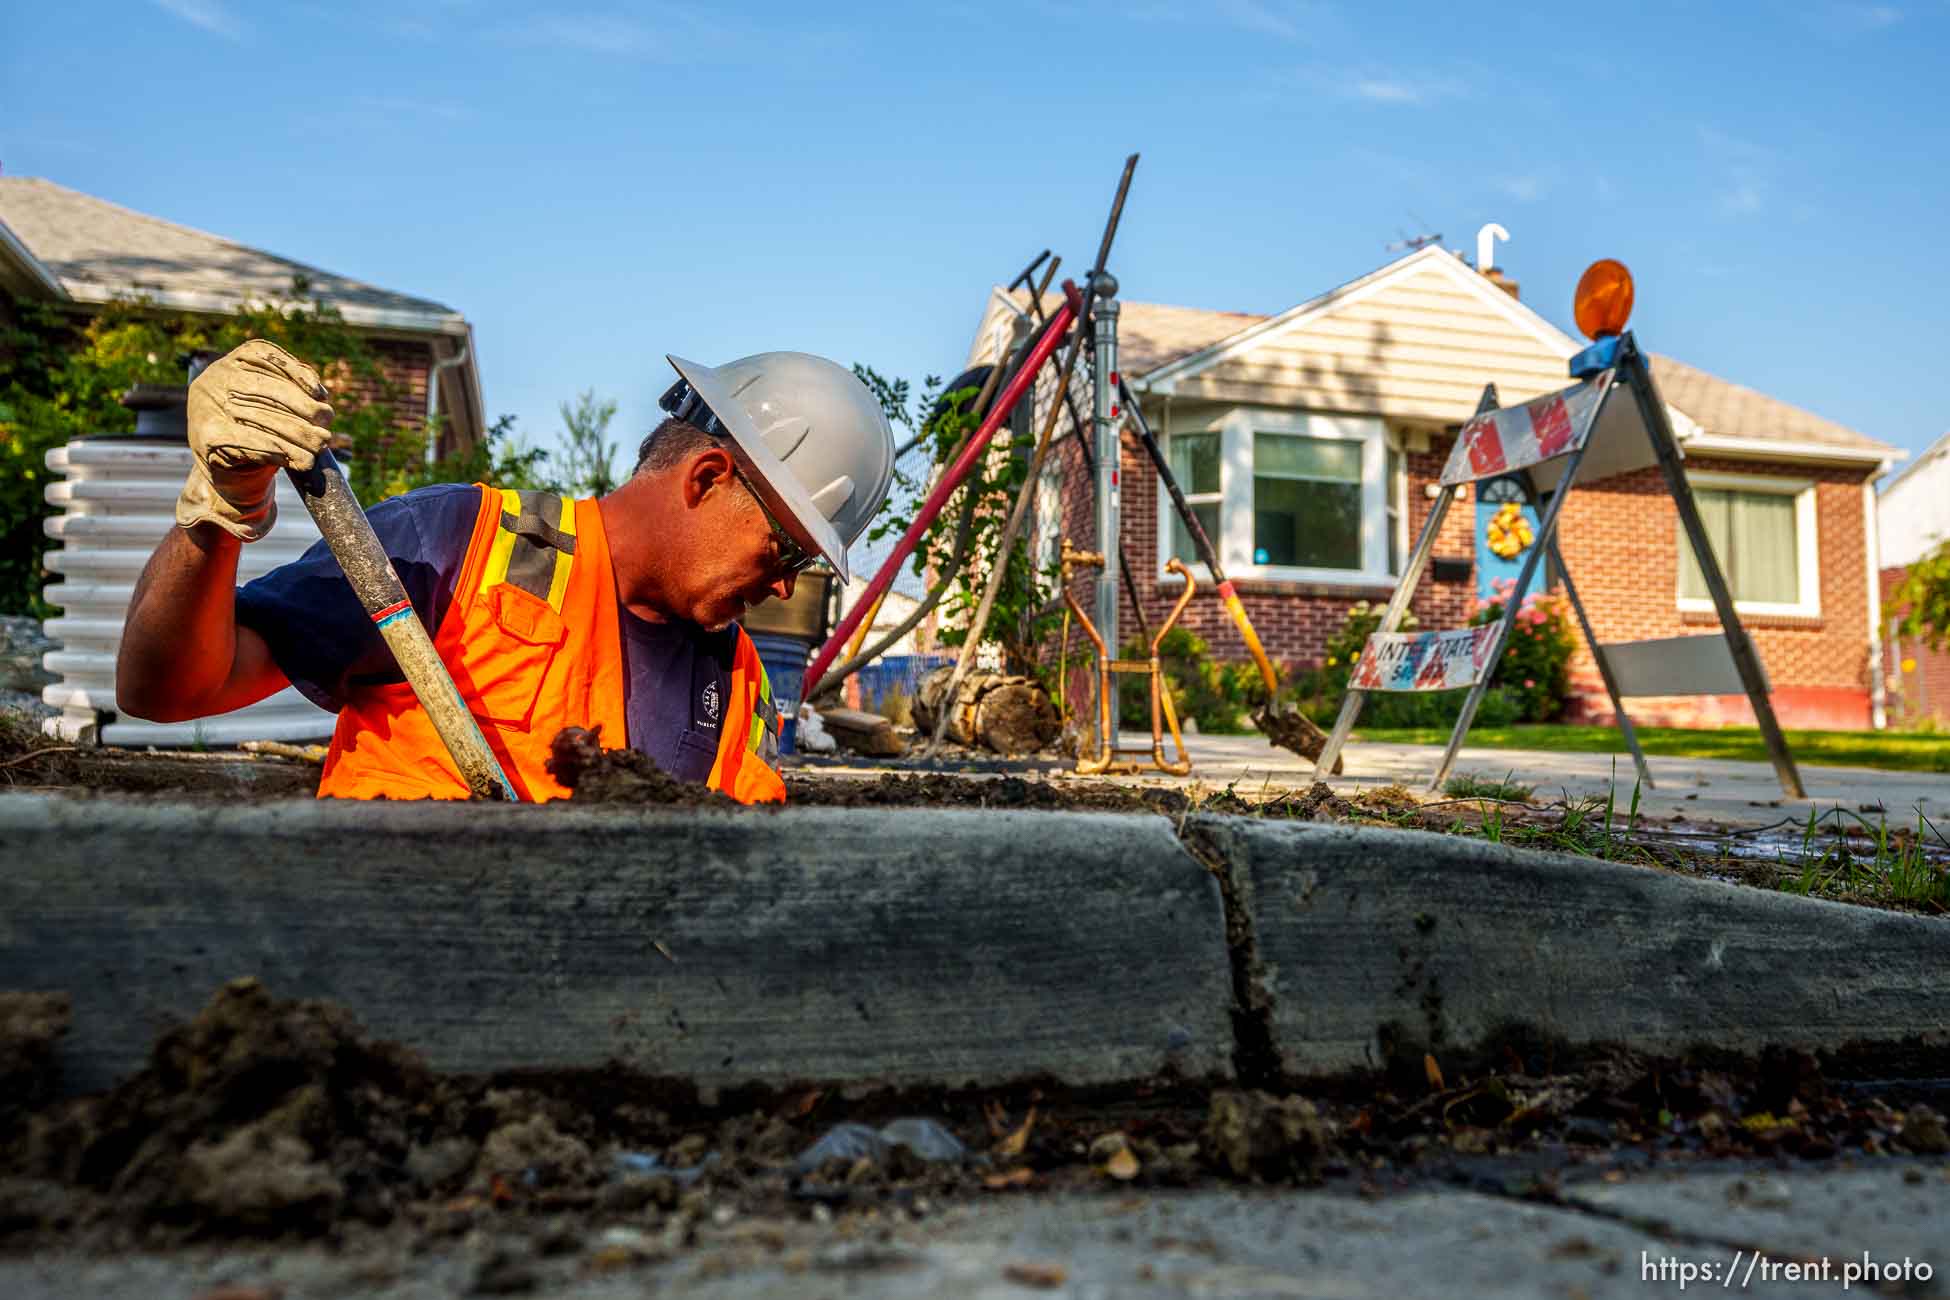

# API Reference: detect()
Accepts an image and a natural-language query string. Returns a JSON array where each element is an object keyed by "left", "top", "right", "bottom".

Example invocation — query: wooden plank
[
  {"left": 1349, "top": 627, "right": 1498, "bottom": 693},
  {"left": 1602, "top": 635, "right": 1749, "bottom": 699}
]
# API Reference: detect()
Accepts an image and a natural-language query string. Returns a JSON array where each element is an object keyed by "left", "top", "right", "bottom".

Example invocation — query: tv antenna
[{"left": 1386, "top": 213, "right": 1443, "bottom": 254}]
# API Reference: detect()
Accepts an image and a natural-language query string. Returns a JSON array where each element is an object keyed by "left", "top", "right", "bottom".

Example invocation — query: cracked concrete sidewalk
[{"left": 4, "top": 1163, "right": 1944, "bottom": 1298}]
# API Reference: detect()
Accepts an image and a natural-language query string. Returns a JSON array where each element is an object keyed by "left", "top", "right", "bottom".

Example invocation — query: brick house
[
  {"left": 967, "top": 245, "right": 1903, "bottom": 730},
  {"left": 1878, "top": 430, "right": 1950, "bottom": 725},
  {"left": 0, "top": 177, "right": 484, "bottom": 454}
]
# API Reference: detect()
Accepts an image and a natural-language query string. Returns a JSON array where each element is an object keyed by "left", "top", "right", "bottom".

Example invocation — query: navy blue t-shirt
[{"left": 235, "top": 483, "right": 737, "bottom": 784}]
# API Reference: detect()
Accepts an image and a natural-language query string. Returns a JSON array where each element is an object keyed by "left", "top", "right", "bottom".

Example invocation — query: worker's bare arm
[{"left": 116, "top": 522, "right": 288, "bottom": 721}]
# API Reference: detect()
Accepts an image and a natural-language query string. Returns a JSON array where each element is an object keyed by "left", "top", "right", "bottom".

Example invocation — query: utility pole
[{"left": 1091, "top": 278, "right": 1122, "bottom": 735}]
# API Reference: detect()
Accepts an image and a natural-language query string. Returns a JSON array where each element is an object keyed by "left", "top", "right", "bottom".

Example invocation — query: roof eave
[
  {"left": 58, "top": 279, "right": 469, "bottom": 337},
  {"left": 1682, "top": 432, "right": 1902, "bottom": 473},
  {"left": 0, "top": 219, "right": 70, "bottom": 300},
  {"left": 458, "top": 323, "right": 485, "bottom": 447}
]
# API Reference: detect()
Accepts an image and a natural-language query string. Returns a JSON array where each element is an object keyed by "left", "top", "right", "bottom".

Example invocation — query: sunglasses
[{"left": 733, "top": 467, "right": 819, "bottom": 576}]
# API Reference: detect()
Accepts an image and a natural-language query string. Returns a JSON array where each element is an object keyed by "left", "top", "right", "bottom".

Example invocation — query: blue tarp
[{"left": 853, "top": 654, "right": 953, "bottom": 714}]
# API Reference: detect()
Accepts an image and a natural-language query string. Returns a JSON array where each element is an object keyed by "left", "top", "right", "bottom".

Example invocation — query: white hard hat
[{"left": 660, "top": 352, "right": 895, "bottom": 585}]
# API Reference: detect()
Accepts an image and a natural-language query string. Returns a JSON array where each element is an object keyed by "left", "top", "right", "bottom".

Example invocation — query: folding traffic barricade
[{"left": 1311, "top": 311, "right": 1806, "bottom": 800}]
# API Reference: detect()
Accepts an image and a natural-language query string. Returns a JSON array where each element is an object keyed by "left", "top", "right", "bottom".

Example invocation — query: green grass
[
  {"left": 1442, "top": 771, "right": 1536, "bottom": 803},
  {"left": 1203, "top": 773, "right": 1949, "bottom": 913},
  {"left": 1352, "top": 724, "right": 1950, "bottom": 773}
]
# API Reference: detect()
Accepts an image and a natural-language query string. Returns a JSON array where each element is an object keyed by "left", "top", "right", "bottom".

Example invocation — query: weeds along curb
[
  {"left": 1192, "top": 815, "right": 1950, "bottom": 1084},
  {"left": 0, "top": 794, "right": 1234, "bottom": 1095}
]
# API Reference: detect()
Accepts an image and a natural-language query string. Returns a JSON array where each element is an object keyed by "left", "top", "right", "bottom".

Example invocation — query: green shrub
[
  {"left": 1116, "top": 625, "right": 1255, "bottom": 734},
  {"left": 1470, "top": 578, "right": 1578, "bottom": 723},
  {"left": 0, "top": 281, "right": 550, "bottom": 617}
]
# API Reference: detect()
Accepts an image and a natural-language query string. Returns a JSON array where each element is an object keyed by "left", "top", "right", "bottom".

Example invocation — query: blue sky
[{"left": 4, "top": 0, "right": 1946, "bottom": 478}]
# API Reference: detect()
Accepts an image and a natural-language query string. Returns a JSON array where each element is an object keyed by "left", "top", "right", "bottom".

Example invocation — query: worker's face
[{"left": 680, "top": 450, "right": 800, "bottom": 631}]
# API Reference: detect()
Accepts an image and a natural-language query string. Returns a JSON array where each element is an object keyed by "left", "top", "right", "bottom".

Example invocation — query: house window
[
  {"left": 1032, "top": 460, "right": 1066, "bottom": 576},
  {"left": 1677, "top": 474, "right": 1820, "bottom": 617},
  {"left": 1155, "top": 408, "right": 1397, "bottom": 583},
  {"left": 1252, "top": 433, "right": 1363, "bottom": 568},
  {"left": 1168, "top": 432, "right": 1221, "bottom": 564}
]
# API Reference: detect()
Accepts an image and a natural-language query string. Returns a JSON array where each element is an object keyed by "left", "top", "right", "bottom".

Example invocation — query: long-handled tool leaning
[
  {"left": 917, "top": 153, "right": 1140, "bottom": 762},
  {"left": 285, "top": 453, "right": 519, "bottom": 800},
  {"left": 1117, "top": 376, "right": 1342, "bottom": 773}
]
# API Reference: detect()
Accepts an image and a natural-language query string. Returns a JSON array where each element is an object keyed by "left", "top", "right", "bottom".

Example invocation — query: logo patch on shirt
[{"left": 701, "top": 680, "right": 721, "bottom": 723}]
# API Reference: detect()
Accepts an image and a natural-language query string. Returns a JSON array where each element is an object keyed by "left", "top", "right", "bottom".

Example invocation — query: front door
[{"left": 1474, "top": 476, "right": 1542, "bottom": 604}]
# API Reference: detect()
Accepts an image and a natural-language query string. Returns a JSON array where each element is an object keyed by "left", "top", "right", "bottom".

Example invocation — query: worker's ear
[{"left": 681, "top": 447, "right": 739, "bottom": 509}]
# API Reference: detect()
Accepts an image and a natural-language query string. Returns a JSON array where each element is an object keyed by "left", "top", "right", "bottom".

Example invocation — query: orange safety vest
[{"left": 317, "top": 485, "right": 786, "bottom": 804}]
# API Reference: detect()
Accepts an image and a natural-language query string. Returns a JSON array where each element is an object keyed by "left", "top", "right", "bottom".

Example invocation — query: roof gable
[
  {"left": 966, "top": 247, "right": 1898, "bottom": 464},
  {"left": 1135, "top": 246, "right": 1582, "bottom": 422},
  {"left": 0, "top": 177, "right": 464, "bottom": 334}
]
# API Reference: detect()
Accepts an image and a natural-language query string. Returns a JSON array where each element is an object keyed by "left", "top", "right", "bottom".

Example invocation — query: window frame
[
  {"left": 1161, "top": 424, "right": 1224, "bottom": 570},
  {"left": 1675, "top": 471, "right": 1822, "bottom": 619},
  {"left": 1155, "top": 406, "right": 1399, "bottom": 586}
]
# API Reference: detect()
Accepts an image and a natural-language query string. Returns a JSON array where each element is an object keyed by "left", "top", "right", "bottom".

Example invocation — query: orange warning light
[{"left": 1573, "top": 259, "right": 1634, "bottom": 339}]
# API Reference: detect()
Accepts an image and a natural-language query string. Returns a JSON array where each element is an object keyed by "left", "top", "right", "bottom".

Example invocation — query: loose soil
[
  {"left": 0, "top": 713, "right": 316, "bottom": 800},
  {"left": 1, "top": 980, "right": 1944, "bottom": 1263}
]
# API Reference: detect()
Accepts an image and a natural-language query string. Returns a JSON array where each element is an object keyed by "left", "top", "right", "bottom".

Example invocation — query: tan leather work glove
[{"left": 176, "top": 339, "right": 336, "bottom": 541}]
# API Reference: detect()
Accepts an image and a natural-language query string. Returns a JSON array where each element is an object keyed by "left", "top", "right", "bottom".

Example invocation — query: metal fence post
[{"left": 1092, "top": 290, "right": 1122, "bottom": 735}]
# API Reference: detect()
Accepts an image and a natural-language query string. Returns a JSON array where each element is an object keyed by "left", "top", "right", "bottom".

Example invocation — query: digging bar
[{"left": 284, "top": 452, "right": 518, "bottom": 800}]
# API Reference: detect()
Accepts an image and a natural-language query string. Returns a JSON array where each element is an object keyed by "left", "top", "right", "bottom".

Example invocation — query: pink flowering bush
[{"left": 1469, "top": 578, "right": 1578, "bottom": 722}]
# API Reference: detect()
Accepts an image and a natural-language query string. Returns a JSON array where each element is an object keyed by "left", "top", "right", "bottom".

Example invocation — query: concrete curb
[
  {"left": 4, "top": 795, "right": 1946, "bottom": 1095},
  {"left": 1192, "top": 816, "right": 1950, "bottom": 1078},
  {"left": 0, "top": 796, "right": 1232, "bottom": 1094}
]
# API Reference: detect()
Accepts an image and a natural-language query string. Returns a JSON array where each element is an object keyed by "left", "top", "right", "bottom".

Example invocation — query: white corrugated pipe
[{"left": 40, "top": 438, "right": 335, "bottom": 746}]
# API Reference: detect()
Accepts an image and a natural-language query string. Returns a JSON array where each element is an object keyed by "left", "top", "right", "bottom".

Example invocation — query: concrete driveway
[{"left": 1091, "top": 730, "right": 1944, "bottom": 830}]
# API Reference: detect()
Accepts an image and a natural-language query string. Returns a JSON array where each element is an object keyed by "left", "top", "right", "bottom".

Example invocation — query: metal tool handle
[{"left": 285, "top": 451, "right": 517, "bottom": 801}]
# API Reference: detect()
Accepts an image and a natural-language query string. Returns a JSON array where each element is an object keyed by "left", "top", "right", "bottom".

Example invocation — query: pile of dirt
[
  {"left": 783, "top": 772, "right": 1194, "bottom": 816},
  {"left": 3, "top": 978, "right": 464, "bottom": 1239},
  {"left": 0, "top": 993, "right": 70, "bottom": 1127},
  {"left": 549, "top": 728, "right": 1198, "bottom": 815},
  {"left": 3, "top": 980, "right": 1946, "bottom": 1256},
  {"left": 547, "top": 726, "right": 737, "bottom": 807}
]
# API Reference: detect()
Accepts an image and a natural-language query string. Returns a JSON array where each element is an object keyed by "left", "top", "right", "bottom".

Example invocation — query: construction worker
[{"left": 115, "top": 340, "right": 895, "bottom": 804}]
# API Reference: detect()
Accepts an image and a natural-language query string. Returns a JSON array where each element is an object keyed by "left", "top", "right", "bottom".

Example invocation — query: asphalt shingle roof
[
  {"left": 1645, "top": 353, "right": 1891, "bottom": 455},
  {"left": 0, "top": 177, "right": 461, "bottom": 325}
]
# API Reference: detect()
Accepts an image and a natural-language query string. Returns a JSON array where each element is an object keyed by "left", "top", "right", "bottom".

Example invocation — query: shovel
[{"left": 1118, "top": 379, "right": 1342, "bottom": 774}]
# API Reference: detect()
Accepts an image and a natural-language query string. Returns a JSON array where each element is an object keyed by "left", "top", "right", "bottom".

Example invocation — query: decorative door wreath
[{"left": 1485, "top": 500, "right": 1534, "bottom": 560}]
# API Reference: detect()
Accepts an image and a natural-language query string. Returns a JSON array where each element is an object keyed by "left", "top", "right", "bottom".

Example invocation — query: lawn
[{"left": 1351, "top": 723, "right": 1950, "bottom": 773}]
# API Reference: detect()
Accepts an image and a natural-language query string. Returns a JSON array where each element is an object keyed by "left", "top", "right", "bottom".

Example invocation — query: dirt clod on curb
[
  {"left": 1203, "top": 1090, "right": 1334, "bottom": 1182},
  {"left": 8, "top": 977, "right": 455, "bottom": 1237},
  {"left": 0, "top": 992, "right": 71, "bottom": 1124},
  {"left": 547, "top": 727, "right": 737, "bottom": 807}
]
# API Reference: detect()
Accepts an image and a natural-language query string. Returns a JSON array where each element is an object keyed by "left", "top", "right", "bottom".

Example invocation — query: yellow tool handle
[{"left": 1222, "top": 587, "right": 1281, "bottom": 699}]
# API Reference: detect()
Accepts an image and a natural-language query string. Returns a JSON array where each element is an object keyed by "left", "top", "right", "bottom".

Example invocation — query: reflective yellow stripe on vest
[
  {"left": 480, "top": 489, "right": 578, "bottom": 611},
  {"left": 748, "top": 658, "right": 780, "bottom": 766}
]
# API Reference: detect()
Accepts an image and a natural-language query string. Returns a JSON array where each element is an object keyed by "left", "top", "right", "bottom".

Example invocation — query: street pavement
[{"left": 5, "top": 1163, "right": 1944, "bottom": 1298}]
